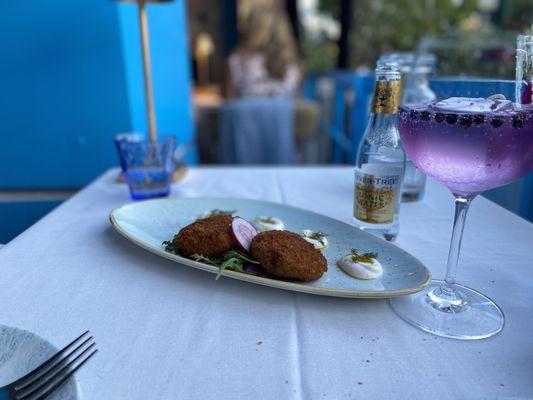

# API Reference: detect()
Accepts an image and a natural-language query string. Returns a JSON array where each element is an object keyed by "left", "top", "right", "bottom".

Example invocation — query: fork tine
[
  {"left": 14, "top": 338, "right": 95, "bottom": 400},
  {"left": 12, "top": 331, "right": 90, "bottom": 390},
  {"left": 11, "top": 331, "right": 93, "bottom": 390},
  {"left": 15, "top": 343, "right": 96, "bottom": 400},
  {"left": 23, "top": 348, "right": 97, "bottom": 400}
]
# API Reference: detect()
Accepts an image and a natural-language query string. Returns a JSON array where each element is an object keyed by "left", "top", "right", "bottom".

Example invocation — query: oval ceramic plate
[
  {"left": 109, "top": 198, "right": 431, "bottom": 298},
  {"left": 0, "top": 325, "right": 80, "bottom": 400}
]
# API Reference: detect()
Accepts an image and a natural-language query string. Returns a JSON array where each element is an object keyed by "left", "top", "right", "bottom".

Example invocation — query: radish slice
[
  {"left": 244, "top": 265, "right": 271, "bottom": 277},
  {"left": 231, "top": 217, "right": 257, "bottom": 252},
  {"left": 243, "top": 265, "right": 266, "bottom": 275}
]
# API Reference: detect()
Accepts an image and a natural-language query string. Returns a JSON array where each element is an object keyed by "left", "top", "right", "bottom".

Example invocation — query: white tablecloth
[{"left": 0, "top": 167, "right": 532, "bottom": 400}]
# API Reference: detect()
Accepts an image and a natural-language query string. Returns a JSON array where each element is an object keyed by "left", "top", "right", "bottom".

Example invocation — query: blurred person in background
[{"left": 224, "top": 8, "right": 302, "bottom": 99}]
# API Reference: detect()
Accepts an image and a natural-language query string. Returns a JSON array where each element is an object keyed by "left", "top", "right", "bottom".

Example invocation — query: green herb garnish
[
  {"left": 307, "top": 231, "right": 328, "bottom": 240},
  {"left": 163, "top": 237, "right": 261, "bottom": 280},
  {"left": 191, "top": 250, "right": 260, "bottom": 280},
  {"left": 216, "top": 257, "right": 245, "bottom": 280},
  {"left": 259, "top": 216, "right": 276, "bottom": 224},
  {"left": 203, "top": 209, "right": 236, "bottom": 218},
  {"left": 350, "top": 248, "right": 378, "bottom": 262},
  {"left": 162, "top": 239, "right": 179, "bottom": 253},
  {"left": 189, "top": 253, "right": 222, "bottom": 265},
  {"left": 222, "top": 250, "right": 260, "bottom": 265}
]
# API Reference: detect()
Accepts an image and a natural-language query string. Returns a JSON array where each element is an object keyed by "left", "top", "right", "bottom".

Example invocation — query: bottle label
[
  {"left": 371, "top": 80, "right": 401, "bottom": 114},
  {"left": 354, "top": 164, "right": 402, "bottom": 224}
]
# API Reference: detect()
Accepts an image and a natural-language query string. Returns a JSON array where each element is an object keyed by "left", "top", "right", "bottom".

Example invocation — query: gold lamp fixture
[{"left": 115, "top": 0, "right": 174, "bottom": 142}]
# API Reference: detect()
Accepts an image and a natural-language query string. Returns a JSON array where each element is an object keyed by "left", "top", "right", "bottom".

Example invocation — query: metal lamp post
[
  {"left": 114, "top": 0, "right": 189, "bottom": 185},
  {"left": 115, "top": 0, "right": 174, "bottom": 142}
]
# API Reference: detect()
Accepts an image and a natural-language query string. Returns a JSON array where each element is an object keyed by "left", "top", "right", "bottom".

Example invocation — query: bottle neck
[
  {"left": 367, "top": 112, "right": 399, "bottom": 130},
  {"left": 368, "top": 112, "right": 397, "bottom": 124},
  {"left": 365, "top": 112, "right": 400, "bottom": 146},
  {"left": 365, "top": 77, "right": 402, "bottom": 147},
  {"left": 371, "top": 79, "right": 401, "bottom": 114},
  {"left": 411, "top": 72, "right": 429, "bottom": 86}
]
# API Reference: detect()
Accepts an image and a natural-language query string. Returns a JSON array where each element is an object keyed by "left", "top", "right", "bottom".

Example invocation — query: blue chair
[
  {"left": 303, "top": 71, "right": 362, "bottom": 164},
  {"left": 218, "top": 98, "right": 295, "bottom": 164}
]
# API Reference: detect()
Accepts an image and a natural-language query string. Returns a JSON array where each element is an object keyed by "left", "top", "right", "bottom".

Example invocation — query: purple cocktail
[
  {"left": 389, "top": 34, "right": 533, "bottom": 340},
  {"left": 390, "top": 96, "right": 532, "bottom": 340},
  {"left": 399, "top": 97, "right": 533, "bottom": 197}
]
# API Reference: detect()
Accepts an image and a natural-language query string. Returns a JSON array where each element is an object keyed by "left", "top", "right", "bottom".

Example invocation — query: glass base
[
  {"left": 354, "top": 219, "right": 398, "bottom": 242},
  {"left": 130, "top": 188, "right": 170, "bottom": 200},
  {"left": 388, "top": 279, "right": 504, "bottom": 340},
  {"left": 401, "top": 190, "right": 424, "bottom": 202}
]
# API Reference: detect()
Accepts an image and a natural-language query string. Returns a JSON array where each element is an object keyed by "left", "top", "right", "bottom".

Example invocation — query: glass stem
[{"left": 441, "top": 196, "right": 472, "bottom": 294}]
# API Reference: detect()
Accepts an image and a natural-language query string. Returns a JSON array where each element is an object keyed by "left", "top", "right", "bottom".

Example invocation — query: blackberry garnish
[
  {"left": 459, "top": 115, "right": 473, "bottom": 129},
  {"left": 410, "top": 110, "right": 420, "bottom": 121},
  {"left": 446, "top": 113, "right": 458, "bottom": 125},
  {"left": 512, "top": 113, "right": 527, "bottom": 129},
  {"left": 420, "top": 111, "right": 431, "bottom": 121},
  {"left": 473, "top": 115, "right": 485, "bottom": 125},
  {"left": 491, "top": 116, "right": 504, "bottom": 128},
  {"left": 434, "top": 113, "right": 445, "bottom": 123}
]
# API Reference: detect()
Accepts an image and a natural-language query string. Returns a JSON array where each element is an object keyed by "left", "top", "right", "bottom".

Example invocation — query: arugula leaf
[
  {"left": 162, "top": 236, "right": 261, "bottom": 280},
  {"left": 162, "top": 239, "right": 179, "bottom": 254},
  {"left": 222, "top": 250, "right": 260, "bottom": 264},
  {"left": 190, "top": 253, "right": 222, "bottom": 266},
  {"left": 216, "top": 257, "right": 245, "bottom": 280},
  {"left": 215, "top": 250, "right": 259, "bottom": 280}
]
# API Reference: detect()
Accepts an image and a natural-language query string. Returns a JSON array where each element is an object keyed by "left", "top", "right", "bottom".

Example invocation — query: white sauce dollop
[
  {"left": 337, "top": 255, "right": 382, "bottom": 280},
  {"left": 253, "top": 216, "right": 284, "bottom": 232},
  {"left": 301, "top": 230, "right": 329, "bottom": 250}
]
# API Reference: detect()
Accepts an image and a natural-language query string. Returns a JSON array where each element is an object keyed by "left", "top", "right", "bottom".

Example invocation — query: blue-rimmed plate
[{"left": 109, "top": 197, "right": 431, "bottom": 298}]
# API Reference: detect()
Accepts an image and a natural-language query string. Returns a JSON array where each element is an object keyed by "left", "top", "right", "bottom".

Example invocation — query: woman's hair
[{"left": 238, "top": 8, "right": 300, "bottom": 79}]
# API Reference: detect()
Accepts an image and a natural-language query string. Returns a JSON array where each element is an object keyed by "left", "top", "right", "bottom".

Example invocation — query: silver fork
[{"left": 0, "top": 331, "right": 97, "bottom": 400}]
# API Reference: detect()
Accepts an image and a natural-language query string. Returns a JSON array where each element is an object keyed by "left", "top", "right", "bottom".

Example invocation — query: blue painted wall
[
  {"left": 0, "top": 0, "right": 131, "bottom": 189},
  {"left": 0, "top": 0, "right": 195, "bottom": 189}
]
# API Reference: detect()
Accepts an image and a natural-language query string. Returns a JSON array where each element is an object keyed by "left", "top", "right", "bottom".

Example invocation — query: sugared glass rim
[{"left": 399, "top": 102, "right": 532, "bottom": 117}]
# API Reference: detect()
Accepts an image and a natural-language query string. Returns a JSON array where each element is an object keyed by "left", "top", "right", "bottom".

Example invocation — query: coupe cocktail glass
[{"left": 389, "top": 95, "right": 533, "bottom": 340}]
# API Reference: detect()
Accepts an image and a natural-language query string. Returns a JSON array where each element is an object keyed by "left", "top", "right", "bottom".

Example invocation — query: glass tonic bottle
[
  {"left": 353, "top": 62, "right": 405, "bottom": 241},
  {"left": 401, "top": 55, "right": 436, "bottom": 201}
]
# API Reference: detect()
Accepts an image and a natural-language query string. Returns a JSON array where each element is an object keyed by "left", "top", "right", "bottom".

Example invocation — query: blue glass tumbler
[{"left": 115, "top": 135, "right": 176, "bottom": 200}]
